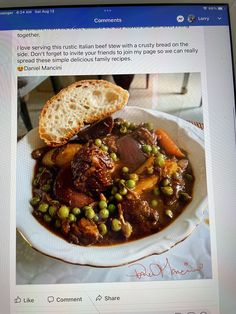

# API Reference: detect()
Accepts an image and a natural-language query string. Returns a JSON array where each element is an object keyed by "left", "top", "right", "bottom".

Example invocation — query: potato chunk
[{"left": 42, "top": 144, "right": 82, "bottom": 167}]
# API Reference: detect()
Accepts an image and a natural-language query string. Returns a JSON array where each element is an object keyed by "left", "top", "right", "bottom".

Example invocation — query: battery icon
[{"left": 218, "top": 7, "right": 223, "bottom": 10}]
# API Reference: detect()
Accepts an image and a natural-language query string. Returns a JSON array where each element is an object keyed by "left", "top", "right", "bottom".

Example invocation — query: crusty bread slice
[{"left": 39, "top": 80, "right": 129, "bottom": 147}]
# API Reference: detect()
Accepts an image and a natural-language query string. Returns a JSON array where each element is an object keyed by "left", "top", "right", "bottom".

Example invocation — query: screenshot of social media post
[{"left": 16, "top": 72, "right": 211, "bottom": 285}]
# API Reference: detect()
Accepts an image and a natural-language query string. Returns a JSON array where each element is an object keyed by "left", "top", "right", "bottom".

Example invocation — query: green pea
[
  {"left": 151, "top": 146, "right": 159, "bottom": 155},
  {"left": 155, "top": 154, "right": 165, "bottom": 167},
  {"left": 161, "top": 186, "right": 174, "bottom": 196},
  {"left": 119, "top": 187, "right": 128, "bottom": 196},
  {"left": 42, "top": 184, "right": 51, "bottom": 192},
  {"left": 145, "top": 122, "right": 153, "bottom": 131},
  {"left": 44, "top": 214, "right": 52, "bottom": 223},
  {"left": 119, "top": 179, "right": 126, "bottom": 187},
  {"left": 30, "top": 196, "right": 41, "bottom": 206},
  {"left": 99, "top": 209, "right": 109, "bottom": 219},
  {"left": 108, "top": 203, "right": 116, "bottom": 213},
  {"left": 55, "top": 219, "right": 61, "bottom": 228},
  {"left": 101, "top": 144, "right": 108, "bottom": 152},
  {"left": 95, "top": 138, "right": 102, "bottom": 147},
  {"left": 180, "top": 192, "right": 192, "bottom": 201},
  {"left": 153, "top": 187, "right": 160, "bottom": 196},
  {"left": 162, "top": 178, "right": 170, "bottom": 187},
  {"left": 51, "top": 200, "right": 60, "bottom": 206},
  {"left": 83, "top": 205, "right": 92, "bottom": 211},
  {"left": 111, "top": 219, "right": 122, "bottom": 232},
  {"left": 172, "top": 172, "right": 180, "bottom": 180},
  {"left": 111, "top": 186, "right": 118, "bottom": 195},
  {"left": 124, "top": 121, "right": 130, "bottom": 128},
  {"left": 129, "top": 173, "right": 139, "bottom": 181},
  {"left": 38, "top": 167, "right": 45, "bottom": 173},
  {"left": 115, "top": 193, "right": 123, "bottom": 201},
  {"left": 165, "top": 209, "right": 173, "bottom": 219},
  {"left": 120, "top": 126, "right": 127, "bottom": 134},
  {"left": 93, "top": 215, "right": 99, "bottom": 222},
  {"left": 68, "top": 213, "right": 76, "bottom": 222},
  {"left": 147, "top": 167, "right": 154, "bottom": 175},
  {"left": 142, "top": 144, "right": 152, "bottom": 154},
  {"left": 129, "top": 122, "right": 136, "bottom": 130},
  {"left": 38, "top": 203, "right": 49, "bottom": 213},
  {"left": 126, "top": 179, "right": 136, "bottom": 189},
  {"left": 122, "top": 166, "right": 129, "bottom": 173},
  {"left": 58, "top": 205, "right": 69, "bottom": 219},
  {"left": 72, "top": 207, "right": 81, "bottom": 216},
  {"left": 99, "top": 200, "right": 107, "bottom": 209},
  {"left": 185, "top": 174, "right": 193, "bottom": 182},
  {"left": 109, "top": 196, "right": 115, "bottom": 202},
  {"left": 110, "top": 152, "right": 118, "bottom": 161},
  {"left": 151, "top": 199, "right": 158, "bottom": 207},
  {"left": 85, "top": 207, "right": 95, "bottom": 219},
  {"left": 49, "top": 205, "right": 57, "bottom": 217},
  {"left": 115, "top": 118, "right": 124, "bottom": 126},
  {"left": 99, "top": 223, "right": 107, "bottom": 236},
  {"left": 33, "top": 178, "right": 39, "bottom": 187},
  {"left": 47, "top": 179, "right": 53, "bottom": 185}
]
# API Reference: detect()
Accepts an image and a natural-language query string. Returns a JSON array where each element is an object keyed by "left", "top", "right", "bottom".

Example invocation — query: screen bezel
[{"left": 1, "top": 2, "right": 236, "bottom": 313}]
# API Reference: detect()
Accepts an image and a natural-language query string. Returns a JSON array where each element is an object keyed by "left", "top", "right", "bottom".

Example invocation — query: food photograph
[{"left": 16, "top": 73, "right": 211, "bottom": 284}]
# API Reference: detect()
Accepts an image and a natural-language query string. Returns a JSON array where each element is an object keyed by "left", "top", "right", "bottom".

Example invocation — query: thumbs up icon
[{"left": 14, "top": 296, "right": 21, "bottom": 304}]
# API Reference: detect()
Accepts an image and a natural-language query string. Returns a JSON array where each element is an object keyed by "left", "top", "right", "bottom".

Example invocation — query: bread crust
[{"left": 39, "top": 80, "right": 129, "bottom": 147}]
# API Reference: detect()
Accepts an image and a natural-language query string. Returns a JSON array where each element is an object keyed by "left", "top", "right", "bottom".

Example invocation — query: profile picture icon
[
  {"left": 188, "top": 14, "right": 196, "bottom": 23},
  {"left": 176, "top": 15, "right": 184, "bottom": 23}
]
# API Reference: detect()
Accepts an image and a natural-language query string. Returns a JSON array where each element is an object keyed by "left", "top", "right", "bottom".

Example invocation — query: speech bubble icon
[{"left": 47, "top": 296, "right": 54, "bottom": 303}]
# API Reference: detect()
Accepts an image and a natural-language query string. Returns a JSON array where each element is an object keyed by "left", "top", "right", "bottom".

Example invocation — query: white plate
[{"left": 16, "top": 106, "right": 207, "bottom": 267}]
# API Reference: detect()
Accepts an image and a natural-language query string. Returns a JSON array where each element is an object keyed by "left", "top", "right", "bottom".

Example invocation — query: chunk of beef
[
  {"left": 36, "top": 168, "right": 54, "bottom": 187},
  {"left": 70, "top": 218, "right": 101, "bottom": 245},
  {"left": 102, "top": 134, "right": 118, "bottom": 153},
  {"left": 178, "top": 159, "right": 189, "bottom": 171},
  {"left": 134, "top": 126, "right": 157, "bottom": 146},
  {"left": 163, "top": 174, "right": 185, "bottom": 206},
  {"left": 76, "top": 117, "right": 114, "bottom": 143},
  {"left": 71, "top": 144, "right": 114, "bottom": 194},
  {"left": 121, "top": 199, "right": 159, "bottom": 234},
  {"left": 61, "top": 220, "right": 70, "bottom": 236},
  {"left": 31, "top": 146, "right": 50, "bottom": 160},
  {"left": 162, "top": 159, "right": 189, "bottom": 206},
  {"left": 68, "top": 233, "right": 79, "bottom": 245},
  {"left": 53, "top": 165, "right": 94, "bottom": 208}
]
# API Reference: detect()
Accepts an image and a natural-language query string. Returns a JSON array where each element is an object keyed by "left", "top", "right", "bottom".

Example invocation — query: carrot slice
[
  {"left": 155, "top": 128, "right": 185, "bottom": 158},
  {"left": 136, "top": 156, "right": 155, "bottom": 175},
  {"left": 133, "top": 176, "right": 158, "bottom": 195}
]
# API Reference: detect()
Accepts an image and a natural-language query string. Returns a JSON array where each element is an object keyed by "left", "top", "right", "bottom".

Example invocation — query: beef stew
[{"left": 30, "top": 117, "right": 194, "bottom": 246}]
